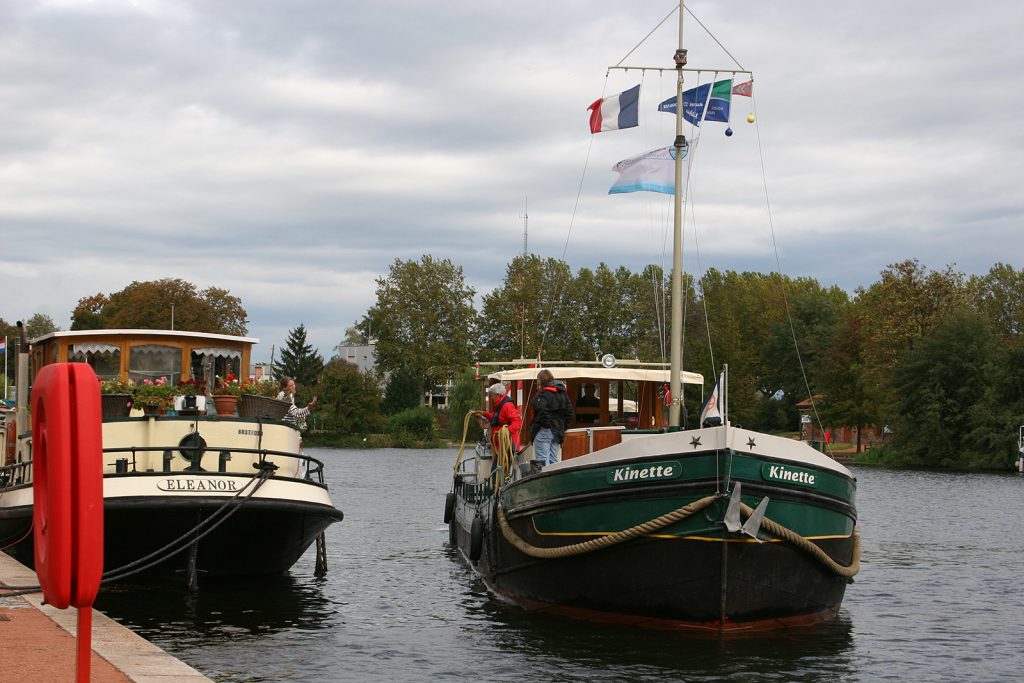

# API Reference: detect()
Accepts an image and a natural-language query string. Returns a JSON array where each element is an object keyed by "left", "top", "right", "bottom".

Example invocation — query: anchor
[{"left": 723, "top": 481, "right": 770, "bottom": 542}]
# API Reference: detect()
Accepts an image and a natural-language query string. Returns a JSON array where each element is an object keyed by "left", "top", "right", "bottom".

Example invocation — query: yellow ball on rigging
[{"left": 746, "top": 113, "right": 756, "bottom": 124}]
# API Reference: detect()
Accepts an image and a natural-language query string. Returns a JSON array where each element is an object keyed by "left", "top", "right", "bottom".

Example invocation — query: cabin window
[
  {"left": 69, "top": 343, "right": 121, "bottom": 381},
  {"left": 129, "top": 344, "right": 182, "bottom": 385},
  {"left": 609, "top": 381, "right": 640, "bottom": 428},
  {"left": 190, "top": 347, "right": 242, "bottom": 388},
  {"left": 575, "top": 383, "right": 601, "bottom": 424}
]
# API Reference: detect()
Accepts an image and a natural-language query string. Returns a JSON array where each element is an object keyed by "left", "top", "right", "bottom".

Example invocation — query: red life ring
[{"left": 31, "top": 363, "right": 104, "bottom": 609}]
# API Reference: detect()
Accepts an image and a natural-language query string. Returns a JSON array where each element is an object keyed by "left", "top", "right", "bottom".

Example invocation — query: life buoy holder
[{"left": 31, "top": 362, "right": 104, "bottom": 610}]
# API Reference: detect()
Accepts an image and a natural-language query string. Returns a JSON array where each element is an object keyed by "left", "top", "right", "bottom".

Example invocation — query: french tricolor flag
[{"left": 588, "top": 84, "right": 640, "bottom": 134}]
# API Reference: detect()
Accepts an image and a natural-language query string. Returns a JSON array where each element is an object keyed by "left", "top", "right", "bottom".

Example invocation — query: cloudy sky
[{"left": 3, "top": 0, "right": 1022, "bottom": 363}]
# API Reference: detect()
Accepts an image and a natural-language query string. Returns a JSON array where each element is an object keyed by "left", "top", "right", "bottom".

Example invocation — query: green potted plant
[
  {"left": 175, "top": 377, "right": 208, "bottom": 415},
  {"left": 99, "top": 377, "right": 133, "bottom": 418},
  {"left": 212, "top": 373, "right": 242, "bottom": 416},
  {"left": 132, "top": 377, "right": 175, "bottom": 415}
]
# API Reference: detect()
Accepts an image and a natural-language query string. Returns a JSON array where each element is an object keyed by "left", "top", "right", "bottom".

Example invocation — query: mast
[
  {"left": 604, "top": 2, "right": 750, "bottom": 428},
  {"left": 520, "top": 196, "right": 528, "bottom": 258},
  {"left": 669, "top": 2, "right": 686, "bottom": 429}
]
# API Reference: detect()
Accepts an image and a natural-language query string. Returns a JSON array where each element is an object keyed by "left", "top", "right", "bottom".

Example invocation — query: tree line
[
  {"left": 6, "top": 259, "right": 1024, "bottom": 467},
  {"left": 352, "top": 255, "right": 1024, "bottom": 469}
]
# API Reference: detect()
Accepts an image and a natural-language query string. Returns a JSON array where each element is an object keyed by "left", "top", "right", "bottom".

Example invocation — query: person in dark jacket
[{"left": 530, "top": 369, "right": 574, "bottom": 466}]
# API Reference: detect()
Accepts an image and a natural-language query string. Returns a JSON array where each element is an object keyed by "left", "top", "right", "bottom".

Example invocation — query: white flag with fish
[{"left": 608, "top": 144, "right": 686, "bottom": 195}]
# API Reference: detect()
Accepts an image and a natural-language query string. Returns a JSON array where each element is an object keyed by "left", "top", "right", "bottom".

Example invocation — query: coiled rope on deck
[
  {"left": 451, "top": 410, "right": 516, "bottom": 487},
  {"left": 498, "top": 496, "right": 860, "bottom": 578}
]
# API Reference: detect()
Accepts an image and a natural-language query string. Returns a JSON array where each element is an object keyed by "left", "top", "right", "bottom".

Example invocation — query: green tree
[
  {"left": 815, "top": 307, "right": 881, "bottom": 452},
  {"left": 689, "top": 269, "right": 791, "bottom": 426},
  {"left": 970, "top": 262, "right": 1024, "bottom": 338},
  {"left": 275, "top": 324, "right": 324, "bottom": 387},
  {"left": 339, "top": 324, "right": 368, "bottom": 347},
  {"left": 316, "top": 359, "right": 383, "bottom": 434},
  {"left": 70, "top": 279, "right": 248, "bottom": 335},
  {"left": 888, "top": 308, "right": 997, "bottom": 468},
  {"left": 364, "top": 256, "right": 476, "bottom": 394},
  {"left": 624, "top": 264, "right": 672, "bottom": 362},
  {"left": 24, "top": 313, "right": 60, "bottom": 339},
  {"left": 478, "top": 255, "right": 573, "bottom": 361},
  {"left": 445, "top": 368, "right": 484, "bottom": 442},
  {"left": 382, "top": 366, "right": 423, "bottom": 414},
  {"left": 964, "top": 337, "right": 1024, "bottom": 469},
  {"left": 70, "top": 294, "right": 108, "bottom": 330},
  {"left": 855, "top": 259, "right": 967, "bottom": 404}
]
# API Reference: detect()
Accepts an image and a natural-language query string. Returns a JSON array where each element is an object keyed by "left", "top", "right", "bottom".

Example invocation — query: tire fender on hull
[
  {"left": 443, "top": 492, "right": 455, "bottom": 524},
  {"left": 469, "top": 515, "right": 484, "bottom": 563}
]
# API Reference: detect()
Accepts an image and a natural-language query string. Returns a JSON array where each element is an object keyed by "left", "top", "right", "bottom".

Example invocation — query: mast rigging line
[{"left": 749, "top": 93, "right": 832, "bottom": 456}]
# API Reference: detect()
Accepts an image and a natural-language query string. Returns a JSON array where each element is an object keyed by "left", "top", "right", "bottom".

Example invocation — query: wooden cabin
[
  {"left": 489, "top": 364, "right": 704, "bottom": 461},
  {"left": 29, "top": 329, "right": 257, "bottom": 389}
]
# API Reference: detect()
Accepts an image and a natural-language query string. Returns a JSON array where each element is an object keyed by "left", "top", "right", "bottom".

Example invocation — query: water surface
[{"left": 95, "top": 449, "right": 1024, "bottom": 682}]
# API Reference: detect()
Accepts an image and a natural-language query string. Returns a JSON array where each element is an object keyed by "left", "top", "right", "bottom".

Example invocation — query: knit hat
[{"left": 488, "top": 383, "right": 507, "bottom": 396}]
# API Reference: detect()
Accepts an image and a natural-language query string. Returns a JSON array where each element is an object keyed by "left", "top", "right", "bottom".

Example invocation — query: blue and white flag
[
  {"left": 699, "top": 372, "right": 724, "bottom": 427},
  {"left": 0, "top": 336, "right": 6, "bottom": 354},
  {"left": 608, "top": 145, "right": 685, "bottom": 195},
  {"left": 658, "top": 82, "right": 710, "bottom": 125},
  {"left": 588, "top": 84, "right": 641, "bottom": 133},
  {"left": 658, "top": 79, "right": 733, "bottom": 125}
]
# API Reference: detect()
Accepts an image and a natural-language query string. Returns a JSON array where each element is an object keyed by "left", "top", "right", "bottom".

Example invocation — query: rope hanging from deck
[
  {"left": 498, "top": 496, "right": 860, "bottom": 578},
  {"left": 740, "top": 502, "right": 861, "bottom": 578},
  {"left": 497, "top": 495, "right": 717, "bottom": 559},
  {"left": 451, "top": 410, "right": 487, "bottom": 479}
]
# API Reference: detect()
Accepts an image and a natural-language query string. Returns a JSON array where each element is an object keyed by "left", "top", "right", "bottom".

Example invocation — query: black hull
[
  {"left": 0, "top": 497, "right": 343, "bottom": 577},
  {"left": 451, "top": 493, "right": 855, "bottom": 631}
]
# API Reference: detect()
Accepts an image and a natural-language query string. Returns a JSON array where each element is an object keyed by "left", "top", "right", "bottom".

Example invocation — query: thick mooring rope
[
  {"left": 497, "top": 495, "right": 717, "bottom": 560},
  {"left": 740, "top": 503, "right": 861, "bottom": 578},
  {"left": 498, "top": 496, "right": 860, "bottom": 578}
]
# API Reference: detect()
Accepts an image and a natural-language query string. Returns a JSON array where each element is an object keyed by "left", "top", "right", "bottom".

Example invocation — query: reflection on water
[
  {"left": 95, "top": 573, "right": 339, "bottom": 641},
  {"left": 457, "top": 558, "right": 856, "bottom": 682},
  {"left": 94, "top": 450, "right": 1024, "bottom": 682}
]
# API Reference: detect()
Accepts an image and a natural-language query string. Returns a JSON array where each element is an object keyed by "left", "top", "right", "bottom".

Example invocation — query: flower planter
[
  {"left": 239, "top": 394, "right": 290, "bottom": 420},
  {"left": 101, "top": 393, "right": 132, "bottom": 419},
  {"left": 141, "top": 404, "right": 164, "bottom": 416},
  {"left": 212, "top": 395, "right": 239, "bottom": 416}
]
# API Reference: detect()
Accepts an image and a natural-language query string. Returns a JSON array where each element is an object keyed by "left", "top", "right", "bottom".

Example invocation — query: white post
[{"left": 1019, "top": 426, "right": 1024, "bottom": 473}]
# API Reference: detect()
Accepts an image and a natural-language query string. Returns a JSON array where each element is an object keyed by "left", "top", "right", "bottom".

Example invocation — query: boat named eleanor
[{"left": 0, "top": 327, "right": 343, "bottom": 582}]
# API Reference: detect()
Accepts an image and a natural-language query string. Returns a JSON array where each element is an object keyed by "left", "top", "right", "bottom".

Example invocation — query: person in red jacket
[{"left": 483, "top": 382, "right": 522, "bottom": 451}]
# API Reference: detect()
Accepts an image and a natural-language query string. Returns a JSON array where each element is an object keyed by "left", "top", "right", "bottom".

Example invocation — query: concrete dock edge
[{"left": 1, "top": 551, "right": 213, "bottom": 682}]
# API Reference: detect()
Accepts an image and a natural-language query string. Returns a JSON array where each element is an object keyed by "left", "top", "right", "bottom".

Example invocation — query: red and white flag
[{"left": 731, "top": 80, "right": 753, "bottom": 97}]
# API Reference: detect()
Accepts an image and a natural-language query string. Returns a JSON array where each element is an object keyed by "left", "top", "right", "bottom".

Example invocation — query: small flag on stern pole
[
  {"left": 608, "top": 145, "right": 684, "bottom": 195},
  {"left": 699, "top": 372, "right": 724, "bottom": 427},
  {"left": 588, "top": 84, "right": 641, "bottom": 133}
]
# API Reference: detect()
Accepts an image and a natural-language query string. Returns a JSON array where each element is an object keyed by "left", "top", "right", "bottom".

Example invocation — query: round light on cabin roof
[{"left": 600, "top": 354, "right": 617, "bottom": 369}]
